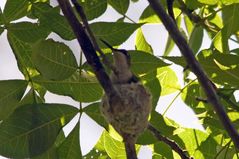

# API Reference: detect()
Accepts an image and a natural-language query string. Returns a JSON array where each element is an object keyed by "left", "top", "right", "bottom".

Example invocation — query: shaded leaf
[
  {"left": 3, "top": 0, "right": 29, "bottom": 22},
  {"left": 84, "top": 102, "right": 108, "bottom": 129},
  {"left": 91, "top": 22, "right": 143, "bottom": 47},
  {"left": 32, "top": 39, "right": 78, "bottom": 80},
  {"left": 129, "top": 50, "right": 169, "bottom": 75},
  {"left": 78, "top": 0, "right": 107, "bottom": 20},
  {"left": 189, "top": 26, "right": 203, "bottom": 54},
  {"left": 34, "top": 72, "right": 103, "bottom": 103},
  {"left": 0, "top": 27, "right": 4, "bottom": 35},
  {"left": 0, "top": 80, "right": 28, "bottom": 120},
  {"left": 153, "top": 142, "right": 173, "bottom": 159},
  {"left": 108, "top": 0, "right": 130, "bottom": 14},
  {"left": 135, "top": 28, "right": 153, "bottom": 53},
  {"left": 0, "top": 104, "right": 78, "bottom": 158},
  {"left": 137, "top": 129, "right": 157, "bottom": 145},
  {"left": 8, "top": 22, "right": 49, "bottom": 43},
  {"left": 7, "top": 32, "right": 37, "bottom": 77},
  {"left": 57, "top": 124, "right": 82, "bottom": 159},
  {"left": 32, "top": 3, "right": 75, "bottom": 40},
  {"left": 162, "top": 56, "right": 187, "bottom": 68}
]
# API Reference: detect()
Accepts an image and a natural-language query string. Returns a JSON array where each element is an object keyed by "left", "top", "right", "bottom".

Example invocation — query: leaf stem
[{"left": 163, "top": 78, "right": 197, "bottom": 115}]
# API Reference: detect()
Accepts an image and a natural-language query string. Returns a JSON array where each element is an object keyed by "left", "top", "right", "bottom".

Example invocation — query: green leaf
[
  {"left": 164, "top": 16, "right": 181, "bottom": 56},
  {"left": 33, "top": 146, "right": 58, "bottom": 159},
  {"left": 8, "top": 22, "right": 49, "bottom": 43},
  {"left": 137, "top": 129, "right": 157, "bottom": 145},
  {"left": 0, "top": 27, "right": 4, "bottom": 35},
  {"left": 143, "top": 72, "right": 161, "bottom": 109},
  {"left": 135, "top": 28, "right": 153, "bottom": 53},
  {"left": 7, "top": 31, "right": 38, "bottom": 77},
  {"left": 153, "top": 142, "right": 173, "bottom": 159},
  {"left": 91, "top": 22, "right": 143, "bottom": 46},
  {"left": 197, "top": 49, "right": 239, "bottom": 87},
  {"left": 108, "top": 0, "right": 130, "bottom": 14},
  {"left": 139, "top": 5, "right": 161, "bottom": 23},
  {"left": 189, "top": 26, "right": 203, "bottom": 54},
  {"left": 157, "top": 67, "right": 180, "bottom": 96},
  {"left": 34, "top": 72, "right": 103, "bottom": 103},
  {"left": 57, "top": 124, "right": 82, "bottom": 159},
  {"left": 221, "top": 0, "right": 239, "bottom": 5},
  {"left": 161, "top": 56, "right": 187, "bottom": 68},
  {"left": 0, "top": 103, "right": 78, "bottom": 158},
  {"left": 129, "top": 50, "right": 169, "bottom": 75},
  {"left": 197, "top": 0, "right": 218, "bottom": 5},
  {"left": 213, "top": 4, "right": 239, "bottom": 53},
  {"left": 32, "top": 39, "right": 78, "bottom": 80},
  {"left": 0, "top": 80, "right": 28, "bottom": 120},
  {"left": 184, "top": 15, "right": 194, "bottom": 36},
  {"left": 78, "top": 0, "right": 107, "bottom": 20},
  {"left": 178, "top": 129, "right": 209, "bottom": 157},
  {"left": 3, "top": 0, "right": 29, "bottom": 22},
  {"left": 83, "top": 102, "right": 108, "bottom": 129},
  {"left": 150, "top": 111, "right": 176, "bottom": 137},
  {"left": 32, "top": 3, "right": 75, "bottom": 40}
]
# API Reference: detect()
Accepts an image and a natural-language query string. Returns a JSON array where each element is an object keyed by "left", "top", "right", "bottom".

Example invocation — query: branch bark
[
  {"left": 147, "top": 0, "right": 239, "bottom": 149},
  {"left": 148, "top": 124, "right": 190, "bottom": 159},
  {"left": 57, "top": 0, "right": 117, "bottom": 100}
]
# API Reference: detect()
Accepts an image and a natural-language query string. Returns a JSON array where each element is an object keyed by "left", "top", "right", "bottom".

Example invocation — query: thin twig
[
  {"left": 148, "top": 124, "right": 190, "bottom": 159},
  {"left": 71, "top": 0, "right": 118, "bottom": 75},
  {"left": 57, "top": 0, "right": 118, "bottom": 100},
  {"left": 147, "top": 0, "right": 239, "bottom": 149},
  {"left": 123, "top": 135, "right": 137, "bottom": 159}
]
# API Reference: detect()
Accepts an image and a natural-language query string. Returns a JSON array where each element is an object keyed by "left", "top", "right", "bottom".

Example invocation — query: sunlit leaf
[
  {"left": 0, "top": 80, "right": 28, "bottom": 120},
  {"left": 197, "top": 49, "right": 239, "bottom": 87},
  {"left": 78, "top": 0, "right": 107, "bottom": 20},
  {"left": 3, "top": 0, "right": 29, "bottom": 22},
  {"left": 108, "top": 0, "right": 130, "bottom": 14},
  {"left": 91, "top": 22, "right": 143, "bottom": 47},
  {"left": 198, "top": 0, "right": 218, "bottom": 5},
  {"left": 221, "top": 0, "right": 239, "bottom": 5},
  {"left": 157, "top": 67, "right": 180, "bottom": 96},
  {"left": 84, "top": 102, "right": 108, "bottom": 129},
  {"left": 34, "top": 72, "right": 103, "bottom": 103},
  {"left": 135, "top": 28, "right": 153, "bottom": 53},
  {"left": 178, "top": 129, "right": 209, "bottom": 156},
  {"left": 57, "top": 124, "right": 82, "bottom": 159},
  {"left": 213, "top": 4, "right": 239, "bottom": 53},
  {"left": 139, "top": 5, "right": 161, "bottom": 23},
  {"left": 32, "top": 39, "right": 78, "bottom": 80},
  {"left": 0, "top": 104, "right": 78, "bottom": 158}
]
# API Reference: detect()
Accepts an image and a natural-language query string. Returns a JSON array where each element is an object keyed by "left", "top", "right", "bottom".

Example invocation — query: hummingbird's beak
[{"left": 100, "top": 39, "right": 117, "bottom": 51}]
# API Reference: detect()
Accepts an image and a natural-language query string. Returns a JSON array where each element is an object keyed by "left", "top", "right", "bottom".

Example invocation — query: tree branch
[
  {"left": 70, "top": 0, "right": 118, "bottom": 75},
  {"left": 148, "top": 124, "right": 190, "bottom": 159},
  {"left": 57, "top": 0, "right": 118, "bottom": 99},
  {"left": 147, "top": 0, "right": 239, "bottom": 149}
]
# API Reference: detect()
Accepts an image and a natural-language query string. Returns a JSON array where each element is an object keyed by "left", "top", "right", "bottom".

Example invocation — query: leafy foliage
[{"left": 0, "top": 0, "right": 239, "bottom": 158}]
